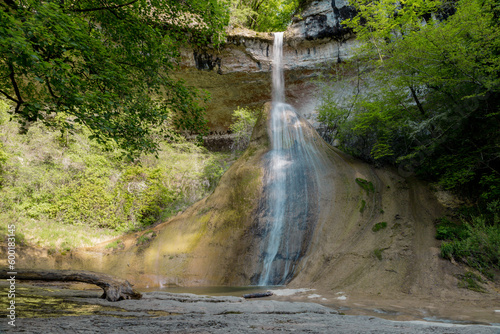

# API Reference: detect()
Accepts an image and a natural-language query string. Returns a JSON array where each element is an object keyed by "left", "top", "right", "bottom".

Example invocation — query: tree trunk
[{"left": 1, "top": 269, "right": 142, "bottom": 302}]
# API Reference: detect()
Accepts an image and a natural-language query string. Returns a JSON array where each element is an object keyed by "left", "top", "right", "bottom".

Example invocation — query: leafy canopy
[
  {"left": 317, "top": 0, "right": 500, "bottom": 275},
  {"left": 0, "top": 0, "right": 229, "bottom": 156},
  {"left": 319, "top": 0, "right": 500, "bottom": 199},
  {"left": 229, "top": 0, "right": 301, "bottom": 32}
]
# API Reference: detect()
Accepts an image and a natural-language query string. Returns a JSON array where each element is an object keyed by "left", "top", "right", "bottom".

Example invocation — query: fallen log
[
  {"left": 1, "top": 269, "right": 142, "bottom": 302},
  {"left": 243, "top": 291, "right": 273, "bottom": 299}
]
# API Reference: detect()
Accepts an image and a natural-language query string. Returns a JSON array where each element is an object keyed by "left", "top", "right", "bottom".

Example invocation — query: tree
[
  {"left": 317, "top": 0, "right": 500, "bottom": 276},
  {"left": 318, "top": 0, "right": 500, "bottom": 198},
  {"left": 229, "top": 0, "right": 300, "bottom": 32},
  {"left": 0, "top": 0, "right": 229, "bottom": 156}
]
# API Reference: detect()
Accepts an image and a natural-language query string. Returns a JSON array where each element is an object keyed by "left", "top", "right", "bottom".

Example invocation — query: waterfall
[
  {"left": 256, "top": 32, "right": 321, "bottom": 286},
  {"left": 272, "top": 32, "right": 285, "bottom": 104}
]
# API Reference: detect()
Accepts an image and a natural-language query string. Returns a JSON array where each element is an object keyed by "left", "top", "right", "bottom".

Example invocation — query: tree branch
[
  {"left": 409, "top": 86, "right": 426, "bottom": 116},
  {"left": 46, "top": 78, "right": 61, "bottom": 100},
  {"left": 69, "top": 0, "right": 139, "bottom": 13},
  {"left": 8, "top": 63, "right": 23, "bottom": 113},
  {"left": 0, "top": 89, "right": 18, "bottom": 103}
]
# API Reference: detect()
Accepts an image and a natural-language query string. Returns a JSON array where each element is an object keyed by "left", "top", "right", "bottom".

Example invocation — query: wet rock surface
[{"left": 5, "top": 285, "right": 500, "bottom": 334}]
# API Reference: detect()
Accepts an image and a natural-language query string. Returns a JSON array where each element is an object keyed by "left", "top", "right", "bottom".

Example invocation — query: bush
[
  {"left": 0, "top": 110, "right": 234, "bottom": 246},
  {"left": 229, "top": 0, "right": 300, "bottom": 32},
  {"left": 438, "top": 208, "right": 500, "bottom": 279},
  {"left": 230, "top": 107, "right": 259, "bottom": 151},
  {"left": 316, "top": 0, "right": 500, "bottom": 200},
  {"left": 435, "top": 218, "right": 470, "bottom": 241}
]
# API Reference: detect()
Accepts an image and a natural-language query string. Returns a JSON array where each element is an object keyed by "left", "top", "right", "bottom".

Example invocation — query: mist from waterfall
[{"left": 257, "top": 32, "right": 322, "bottom": 286}]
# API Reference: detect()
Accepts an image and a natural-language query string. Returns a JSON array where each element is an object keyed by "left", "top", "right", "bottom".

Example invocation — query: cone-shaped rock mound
[{"left": 16, "top": 103, "right": 477, "bottom": 299}]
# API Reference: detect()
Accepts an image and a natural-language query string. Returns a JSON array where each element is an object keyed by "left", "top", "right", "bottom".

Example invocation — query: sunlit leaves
[
  {"left": 229, "top": 0, "right": 299, "bottom": 32},
  {"left": 0, "top": 0, "right": 229, "bottom": 156},
  {"left": 319, "top": 0, "right": 500, "bottom": 196}
]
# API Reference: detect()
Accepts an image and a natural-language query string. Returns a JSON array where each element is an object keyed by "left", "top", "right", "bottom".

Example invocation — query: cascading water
[{"left": 256, "top": 32, "right": 323, "bottom": 286}]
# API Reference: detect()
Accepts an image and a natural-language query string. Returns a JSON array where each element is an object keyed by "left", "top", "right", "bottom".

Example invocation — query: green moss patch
[
  {"left": 105, "top": 239, "right": 124, "bottom": 250},
  {"left": 359, "top": 200, "right": 366, "bottom": 213},
  {"left": 356, "top": 178, "right": 375, "bottom": 195},
  {"left": 372, "top": 222, "right": 387, "bottom": 232},
  {"left": 374, "top": 248, "right": 384, "bottom": 260}
]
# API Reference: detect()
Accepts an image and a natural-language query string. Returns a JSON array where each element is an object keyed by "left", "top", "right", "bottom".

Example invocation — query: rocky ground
[{"left": 2, "top": 284, "right": 499, "bottom": 334}]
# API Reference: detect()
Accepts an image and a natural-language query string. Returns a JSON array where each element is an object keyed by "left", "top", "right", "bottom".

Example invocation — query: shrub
[
  {"left": 438, "top": 211, "right": 500, "bottom": 278},
  {"left": 0, "top": 108, "right": 234, "bottom": 247},
  {"left": 0, "top": 99, "right": 9, "bottom": 188},
  {"left": 230, "top": 107, "right": 259, "bottom": 151},
  {"left": 435, "top": 218, "right": 470, "bottom": 241},
  {"left": 105, "top": 239, "right": 124, "bottom": 250},
  {"left": 457, "top": 272, "right": 486, "bottom": 293}
]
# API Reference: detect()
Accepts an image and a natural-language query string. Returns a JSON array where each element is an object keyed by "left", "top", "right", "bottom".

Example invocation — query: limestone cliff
[{"left": 176, "top": 0, "right": 358, "bottom": 137}]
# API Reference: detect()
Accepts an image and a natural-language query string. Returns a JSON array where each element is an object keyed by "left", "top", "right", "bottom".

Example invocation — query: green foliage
[
  {"left": 0, "top": 109, "right": 234, "bottom": 247},
  {"left": 318, "top": 0, "right": 500, "bottom": 198},
  {"left": 230, "top": 106, "right": 259, "bottom": 151},
  {"left": 355, "top": 178, "right": 374, "bottom": 194},
  {"left": 55, "top": 164, "right": 179, "bottom": 229},
  {"left": 105, "top": 239, "right": 124, "bottom": 250},
  {"left": 457, "top": 272, "right": 486, "bottom": 293},
  {"left": 372, "top": 222, "right": 387, "bottom": 232},
  {"left": 203, "top": 156, "right": 230, "bottom": 193},
  {"left": 373, "top": 248, "right": 383, "bottom": 260},
  {"left": 229, "top": 0, "right": 300, "bottom": 32},
  {"left": 435, "top": 218, "right": 469, "bottom": 241},
  {"left": 137, "top": 230, "right": 156, "bottom": 246},
  {"left": 317, "top": 0, "right": 500, "bottom": 279},
  {"left": 316, "top": 64, "right": 358, "bottom": 145},
  {"left": 346, "top": 0, "right": 442, "bottom": 53},
  {"left": 0, "top": 0, "right": 229, "bottom": 156},
  {"left": 438, "top": 204, "right": 500, "bottom": 278},
  {"left": 359, "top": 199, "right": 366, "bottom": 213},
  {"left": 0, "top": 99, "right": 9, "bottom": 188},
  {"left": 0, "top": 141, "right": 6, "bottom": 188}
]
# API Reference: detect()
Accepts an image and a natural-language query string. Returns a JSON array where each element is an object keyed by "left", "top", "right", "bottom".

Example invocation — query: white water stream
[{"left": 257, "top": 32, "right": 323, "bottom": 286}]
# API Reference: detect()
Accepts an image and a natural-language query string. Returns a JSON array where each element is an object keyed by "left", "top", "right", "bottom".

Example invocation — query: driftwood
[
  {"left": 1, "top": 269, "right": 142, "bottom": 302},
  {"left": 243, "top": 291, "right": 273, "bottom": 299}
]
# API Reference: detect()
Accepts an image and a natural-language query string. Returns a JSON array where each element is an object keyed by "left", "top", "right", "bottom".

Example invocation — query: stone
[{"left": 173, "top": 0, "right": 359, "bottom": 137}]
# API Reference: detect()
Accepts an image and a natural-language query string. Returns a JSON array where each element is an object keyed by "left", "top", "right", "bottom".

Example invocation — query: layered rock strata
[{"left": 176, "top": 0, "right": 358, "bottom": 135}]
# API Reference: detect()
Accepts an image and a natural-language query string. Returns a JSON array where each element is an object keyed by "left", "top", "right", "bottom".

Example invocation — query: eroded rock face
[
  {"left": 10, "top": 99, "right": 478, "bottom": 303},
  {"left": 289, "top": 0, "right": 356, "bottom": 41},
  {"left": 175, "top": 0, "right": 358, "bottom": 136}
]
